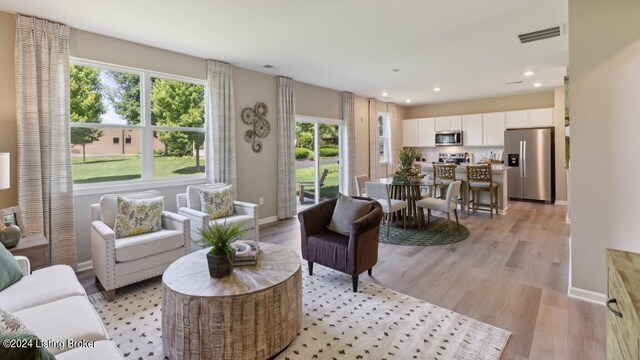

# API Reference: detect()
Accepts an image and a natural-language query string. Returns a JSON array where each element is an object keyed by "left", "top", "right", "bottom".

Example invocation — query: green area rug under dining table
[{"left": 380, "top": 216, "right": 470, "bottom": 246}]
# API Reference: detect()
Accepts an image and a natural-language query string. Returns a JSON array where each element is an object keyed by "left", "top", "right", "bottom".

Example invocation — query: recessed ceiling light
[
  {"left": 390, "top": 68, "right": 400, "bottom": 74},
  {"left": 433, "top": 87, "right": 441, "bottom": 92},
  {"left": 382, "top": 92, "right": 388, "bottom": 97},
  {"left": 524, "top": 71, "right": 534, "bottom": 77},
  {"left": 405, "top": 99, "right": 412, "bottom": 103},
  {"left": 533, "top": 82, "right": 542, "bottom": 87}
]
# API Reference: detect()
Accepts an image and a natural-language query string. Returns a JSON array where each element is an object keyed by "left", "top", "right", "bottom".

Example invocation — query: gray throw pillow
[
  {"left": 0, "top": 243, "right": 23, "bottom": 291},
  {"left": 327, "top": 194, "right": 373, "bottom": 236}
]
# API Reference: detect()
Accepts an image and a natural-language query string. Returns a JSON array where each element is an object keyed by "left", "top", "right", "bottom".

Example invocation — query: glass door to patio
[{"left": 295, "top": 116, "right": 342, "bottom": 210}]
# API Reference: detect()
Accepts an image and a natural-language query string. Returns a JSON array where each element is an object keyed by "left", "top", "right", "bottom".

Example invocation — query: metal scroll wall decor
[{"left": 241, "top": 102, "right": 270, "bottom": 153}]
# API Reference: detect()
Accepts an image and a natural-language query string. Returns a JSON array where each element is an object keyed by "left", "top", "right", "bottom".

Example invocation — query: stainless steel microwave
[{"left": 435, "top": 131, "right": 463, "bottom": 146}]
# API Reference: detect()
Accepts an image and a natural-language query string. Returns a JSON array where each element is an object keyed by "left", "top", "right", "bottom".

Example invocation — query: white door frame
[{"left": 295, "top": 115, "right": 344, "bottom": 204}]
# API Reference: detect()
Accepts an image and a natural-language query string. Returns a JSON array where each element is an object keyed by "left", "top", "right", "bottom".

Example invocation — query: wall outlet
[{"left": 259, "top": 197, "right": 264, "bottom": 205}]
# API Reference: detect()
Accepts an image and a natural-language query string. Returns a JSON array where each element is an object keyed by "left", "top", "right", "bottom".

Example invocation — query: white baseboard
[
  {"left": 258, "top": 216, "right": 278, "bottom": 226},
  {"left": 77, "top": 260, "right": 93, "bottom": 272},
  {"left": 568, "top": 287, "right": 606, "bottom": 306},
  {"left": 555, "top": 200, "right": 568, "bottom": 206}
]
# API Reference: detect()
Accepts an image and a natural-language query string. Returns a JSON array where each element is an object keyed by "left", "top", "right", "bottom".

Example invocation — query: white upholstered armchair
[
  {"left": 91, "top": 190, "right": 190, "bottom": 301},
  {"left": 177, "top": 184, "right": 259, "bottom": 243}
]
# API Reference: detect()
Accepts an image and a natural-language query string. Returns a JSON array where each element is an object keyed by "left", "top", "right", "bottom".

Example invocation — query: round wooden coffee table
[{"left": 162, "top": 243, "right": 302, "bottom": 360}]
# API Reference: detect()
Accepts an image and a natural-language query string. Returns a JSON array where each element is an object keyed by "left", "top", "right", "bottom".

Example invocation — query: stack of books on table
[{"left": 233, "top": 243, "right": 260, "bottom": 266}]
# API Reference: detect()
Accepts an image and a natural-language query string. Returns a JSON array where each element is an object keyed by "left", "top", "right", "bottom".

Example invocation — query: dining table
[{"left": 377, "top": 176, "right": 433, "bottom": 228}]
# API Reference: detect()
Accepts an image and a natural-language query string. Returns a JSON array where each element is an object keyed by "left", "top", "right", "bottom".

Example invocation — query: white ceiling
[{"left": 0, "top": 0, "right": 568, "bottom": 105}]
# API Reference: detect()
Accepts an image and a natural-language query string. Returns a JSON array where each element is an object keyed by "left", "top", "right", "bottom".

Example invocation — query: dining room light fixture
[
  {"left": 524, "top": 71, "right": 534, "bottom": 77},
  {"left": 533, "top": 82, "right": 542, "bottom": 87}
]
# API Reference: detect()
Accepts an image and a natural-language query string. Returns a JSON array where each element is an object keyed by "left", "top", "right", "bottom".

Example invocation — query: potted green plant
[
  {"left": 197, "top": 221, "right": 247, "bottom": 278},
  {"left": 394, "top": 148, "right": 425, "bottom": 184}
]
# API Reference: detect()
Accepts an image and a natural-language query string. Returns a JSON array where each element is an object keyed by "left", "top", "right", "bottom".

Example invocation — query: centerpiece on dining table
[{"left": 393, "top": 147, "right": 426, "bottom": 184}]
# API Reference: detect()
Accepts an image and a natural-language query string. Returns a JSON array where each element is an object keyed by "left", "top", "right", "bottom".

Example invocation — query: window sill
[{"left": 73, "top": 176, "right": 206, "bottom": 197}]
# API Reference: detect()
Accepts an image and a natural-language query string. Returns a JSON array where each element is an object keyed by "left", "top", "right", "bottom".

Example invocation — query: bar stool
[
  {"left": 466, "top": 164, "right": 499, "bottom": 218},
  {"left": 432, "top": 164, "right": 457, "bottom": 199}
]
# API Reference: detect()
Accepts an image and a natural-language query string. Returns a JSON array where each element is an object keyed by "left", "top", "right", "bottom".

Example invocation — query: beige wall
[
  {"left": 405, "top": 91, "right": 554, "bottom": 118},
  {"left": 295, "top": 82, "right": 341, "bottom": 119},
  {"left": 70, "top": 29, "right": 207, "bottom": 80},
  {"left": 569, "top": 0, "right": 640, "bottom": 295},
  {"left": 0, "top": 12, "right": 17, "bottom": 208}
]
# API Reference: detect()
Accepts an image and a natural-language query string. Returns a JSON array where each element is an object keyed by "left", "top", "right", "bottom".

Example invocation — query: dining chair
[
  {"left": 355, "top": 175, "right": 369, "bottom": 197},
  {"left": 365, "top": 181, "right": 408, "bottom": 237},
  {"left": 466, "top": 165, "right": 499, "bottom": 218},
  {"left": 416, "top": 180, "right": 462, "bottom": 233}
]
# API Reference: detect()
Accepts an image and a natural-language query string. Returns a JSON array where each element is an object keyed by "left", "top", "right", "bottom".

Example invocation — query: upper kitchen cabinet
[
  {"left": 417, "top": 118, "right": 436, "bottom": 147},
  {"left": 505, "top": 108, "right": 554, "bottom": 129},
  {"left": 403, "top": 119, "right": 419, "bottom": 147},
  {"left": 462, "top": 114, "right": 483, "bottom": 146},
  {"left": 482, "top": 112, "right": 505, "bottom": 146},
  {"left": 528, "top": 108, "right": 554, "bottom": 127},
  {"left": 435, "top": 116, "right": 463, "bottom": 131},
  {"left": 505, "top": 110, "right": 528, "bottom": 129}
]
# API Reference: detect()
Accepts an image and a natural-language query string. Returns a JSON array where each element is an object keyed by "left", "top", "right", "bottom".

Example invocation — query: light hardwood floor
[{"left": 79, "top": 201, "right": 605, "bottom": 359}]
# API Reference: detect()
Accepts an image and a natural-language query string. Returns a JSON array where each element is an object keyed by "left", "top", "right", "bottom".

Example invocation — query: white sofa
[
  {"left": 0, "top": 256, "right": 123, "bottom": 359},
  {"left": 91, "top": 190, "right": 190, "bottom": 301},
  {"left": 177, "top": 184, "right": 259, "bottom": 243}
]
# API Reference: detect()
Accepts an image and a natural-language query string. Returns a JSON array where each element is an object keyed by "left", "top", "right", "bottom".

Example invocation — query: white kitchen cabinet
[
  {"left": 505, "top": 110, "right": 528, "bottom": 129},
  {"left": 462, "top": 114, "right": 483, "bottom": 146},
  {"left": 435, "top": 116, "right": 462, "bottom": 131},
  {"left": 417, "top": 118, "right": 436, "bottom": 147},
  {"left": 528, "top": 108, "right": 554, "bottom": 127},
  {"left": 403, "top": 119, "right": 419, "bottom": 147},
  {"left": 482, "top": 112, "right": 505, "bottom": 146}
]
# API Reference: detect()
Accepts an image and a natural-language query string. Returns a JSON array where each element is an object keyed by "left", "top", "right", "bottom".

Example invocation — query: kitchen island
[{"left": 418, "top": 162, "right": 510, "bottom": 214}]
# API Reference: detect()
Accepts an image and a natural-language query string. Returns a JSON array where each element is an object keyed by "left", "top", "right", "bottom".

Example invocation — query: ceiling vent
[
  {"left": 517, "top": 25, "right": 565, "bottom": 44},
  {"left": 263, "top": 64, "right": 276, "bottom": 69},
  {"left": 505, "top": 81, "right": 524, "bottom": 85}
]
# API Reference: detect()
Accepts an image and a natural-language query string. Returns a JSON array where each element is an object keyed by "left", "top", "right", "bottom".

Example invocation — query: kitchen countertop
[{"left": 417, "top": 161, "right": 510, "bottom": 172}]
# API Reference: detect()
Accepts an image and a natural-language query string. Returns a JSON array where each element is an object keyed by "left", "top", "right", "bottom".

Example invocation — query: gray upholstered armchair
[
  {"left": 91, "top": 190, "right": 190, "bottom": 301},
  {"left": 176, "top": 184, "right": 259, "bottom": 243}
]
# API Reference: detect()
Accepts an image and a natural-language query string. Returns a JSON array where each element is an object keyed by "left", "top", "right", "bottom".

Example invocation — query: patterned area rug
[
  {"left": 380, "top": 216, "right": 470, "bottom": 246},
  {"left": 89, "top": 263, "right": 509, "bottom": 360}
]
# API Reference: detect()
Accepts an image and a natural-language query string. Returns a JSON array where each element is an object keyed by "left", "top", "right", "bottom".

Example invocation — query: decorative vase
[
  {"left": 0, "top": 222, "right": 21, "bottom": 249},
  {"left": 206, "top": 252, "right": 233, "bottom": 278}
]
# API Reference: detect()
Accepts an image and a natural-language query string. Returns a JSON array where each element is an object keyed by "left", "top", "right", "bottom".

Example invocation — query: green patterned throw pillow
[
  {"left": 0, "top": 243, "right": 23, "bottom": 291},
  {"left": 199, "top": 185, "right": 234, "bottom": 219},
  {"left": 113, "top": 196, "right": 163, "bottom": 238},
  {"left": 0, "top": 308, "right": 56, "bottom": 360}
]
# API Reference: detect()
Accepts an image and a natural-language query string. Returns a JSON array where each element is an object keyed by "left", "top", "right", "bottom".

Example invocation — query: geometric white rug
[{"left": 89, "top": 263, "right": 510, "bottom": 360}]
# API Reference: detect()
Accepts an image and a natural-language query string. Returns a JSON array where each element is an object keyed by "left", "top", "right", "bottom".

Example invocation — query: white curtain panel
[
  {"left": 368, "top": 98, "right": 380, "bottom": 180},
  {"left": 342, "top": 92, "right": 356, "bottom": 195},
  {"left": 205, "top": 60, "right": 237, "bottom": 197},
  {"left": 387, "top": 102, "right": 399, "bottom": 174},
  {"left": 15, "top": 14, "right": 77, "bottom": 268},
  {"left": 276, "top": 77, "right": 296, "bottom": 219}
]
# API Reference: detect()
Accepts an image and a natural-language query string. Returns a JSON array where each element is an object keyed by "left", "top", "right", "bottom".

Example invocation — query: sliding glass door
[{"left": 295, "top": 116, "right": 342, "bottom": 209}]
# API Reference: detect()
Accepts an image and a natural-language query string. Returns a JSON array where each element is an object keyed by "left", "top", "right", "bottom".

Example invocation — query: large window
[
  {"left": 69, "top": 60, "right": 206, "bottom": 185},
  {"left": 378, "top": 112, "right": 391, "bottom": 163}
]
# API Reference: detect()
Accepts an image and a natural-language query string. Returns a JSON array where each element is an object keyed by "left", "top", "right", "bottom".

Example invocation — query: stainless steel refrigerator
[{"left": 504, "top": 128, "right": 555, "bottom": 203}]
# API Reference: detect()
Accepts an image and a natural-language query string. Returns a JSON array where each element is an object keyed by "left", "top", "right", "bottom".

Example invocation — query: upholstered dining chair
[
  {"left": 365, "top": 181, "right": 408, "bottom": 237},
  {"left": 91, "top": 190, "right": 190, "bottom": 301},
  {"left": 176, "top": 184, "right": 259, "bottom": 243},
  {"left": 355, "top": 175, "right": 369, "bottom": 197},
  {"left": 416, "top": 181, "right": 462, "bottom": 233},
  {"left": 298, "top": 197, "right": 383, "bottom": 292}
]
